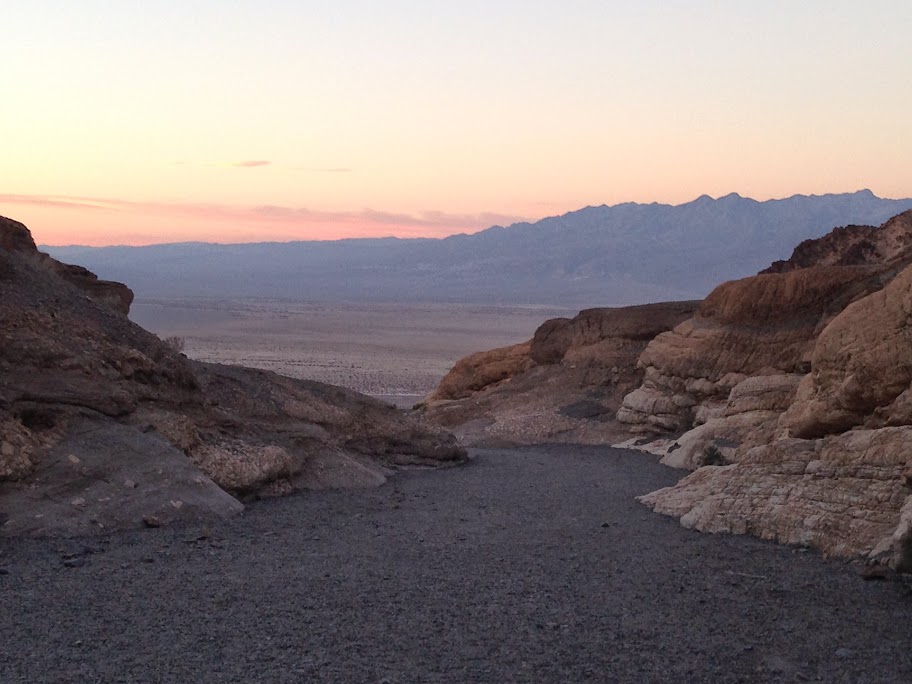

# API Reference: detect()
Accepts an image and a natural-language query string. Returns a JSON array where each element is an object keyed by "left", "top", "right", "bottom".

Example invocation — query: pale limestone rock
[
  {"left": 618, "top": 264, "right": 888, "bottom": 434},
  {"left": 641, "top": 427, "right": 912, "bottom": 567},
  {"left": 782, "top": 263, "right": 912, "bottom": 438},
  {"left": 722, "top": 374, "right": 803, "bottom": 416},
  {"left": 615, "top": 386, "right": 685, "bottom": 432},
  {"left": 635, "top": 213, "right": 912, "bottom": 571},
  {"left": 892, "top": 495, "right": 912, "bottom": 572},
  {"left": 625, "top": 374, "right": 803, "bottom": 469}
]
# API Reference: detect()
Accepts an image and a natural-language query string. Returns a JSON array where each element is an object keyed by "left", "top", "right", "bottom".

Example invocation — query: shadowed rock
[
  {"left": 0, "top": 216, "right": 464, "bottom": 536},
  {"left": 0, "top": 215, "right": 133, "bottom": 315}
]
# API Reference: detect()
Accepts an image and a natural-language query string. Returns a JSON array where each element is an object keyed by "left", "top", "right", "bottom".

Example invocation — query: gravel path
[{"left": 1, "top": 446, "right": 911, "bottom": 683}]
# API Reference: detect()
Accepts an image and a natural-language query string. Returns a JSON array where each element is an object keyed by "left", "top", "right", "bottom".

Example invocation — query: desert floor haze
[{"left": 130, "top": 298, "right": 575, "bottom": 403}]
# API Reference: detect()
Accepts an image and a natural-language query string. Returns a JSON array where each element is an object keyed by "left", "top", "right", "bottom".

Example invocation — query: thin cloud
[
  {"left": 172, "top": 160, "right": 272, "bottom": 168},
  {"left": 0, "top": 194, "right": 113, "bottom": 210},
  {"left": 290, "top": 166, "right": 354, "bottom": 173},
  {"left": 0, "top": 193, "right": 532, "bottom": 240}
]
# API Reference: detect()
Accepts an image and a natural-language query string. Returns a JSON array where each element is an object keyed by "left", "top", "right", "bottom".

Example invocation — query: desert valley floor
[{"left": 130, "top": 298, "right": 575, "bottom": 405}]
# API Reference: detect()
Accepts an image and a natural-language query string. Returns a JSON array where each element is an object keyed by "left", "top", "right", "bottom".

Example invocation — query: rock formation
[
  {"left": 762, "top": 211, "right": 912, "bottom": 273},
  {"left": 0, "top": 216, "right": 464, "bottom": 536},
  {"left": 424, "top": 209, "right": 912, "bottom": 571},
  {"left": 0, "top": 216, "right": 133, "bottom": 314},
  {"left": 422, "top": 302, "right": 698, "bottom": 446},
  {"left": 627, "top": 211, "right": 912, "bottom": 571}
]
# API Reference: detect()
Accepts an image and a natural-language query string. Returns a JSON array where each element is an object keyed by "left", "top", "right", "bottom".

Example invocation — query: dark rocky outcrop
[
  {"left": 0, "top": 215, "right": 133, "bottom": 315},
  {"left": 0, "top": 216, "right": 465, "bottom": 536},
  {"left": 762, "top": 211, "right": 912, "bottom": 273}
]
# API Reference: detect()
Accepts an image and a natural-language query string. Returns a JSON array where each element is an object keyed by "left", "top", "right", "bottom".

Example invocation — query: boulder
[
  {"left": 428, "top": 342, "right": 534, "bottom": 401},
  {"left": 781, "top": 263, "right": 912, "bottom": 438}
]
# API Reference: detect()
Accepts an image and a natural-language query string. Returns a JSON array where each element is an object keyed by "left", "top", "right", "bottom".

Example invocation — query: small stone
[
  {"left": 600, "top": 522, "right": 611, "bottom": 528},
  {"left": 124, "top": 479, "right": 137, "bottom": 489},
  {"left": 67, "top": 454, "right": 81, "bottom": 464},
  {"left": 861, "top": 563, "right": 891, "bottom": 581},
  {"left": 63, "top": 558, "right": 86, "bottom": 569},
  {"left": 0, "top": 441, "right": 14, "bottom": 457},
  {"left": 835, "top": 648, "right": 854, "bottom": 659},
  {"left": 0, "top": 567, "right": 10, "bottom": 575},
  {"left": 170, "top": 500, "right": 184, "bottom": 510},
  {"left": 70, "top": 497, "right": 86, "bottom": 507},
  {"left": 142, "top": 515, "right": 161, "bottom": 528}
]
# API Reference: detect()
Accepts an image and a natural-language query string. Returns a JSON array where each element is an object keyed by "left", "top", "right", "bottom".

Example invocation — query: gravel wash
[{"left": 1, "top": 446, "right": 911, "bottom": 683}]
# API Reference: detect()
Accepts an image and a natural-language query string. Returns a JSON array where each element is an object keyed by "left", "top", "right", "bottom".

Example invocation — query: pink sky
[{"left": 3, "top": 2, "right": 911, "bottom": 246}]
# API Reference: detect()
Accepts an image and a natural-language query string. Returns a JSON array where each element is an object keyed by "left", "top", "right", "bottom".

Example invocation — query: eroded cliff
[{"left": 627, "top": 211, "right": 912, "bottom": 571}]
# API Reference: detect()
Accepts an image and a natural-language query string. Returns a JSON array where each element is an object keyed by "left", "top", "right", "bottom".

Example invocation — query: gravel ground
[{"left": 1, "top": 446, "right": 911, "bottom": 684}]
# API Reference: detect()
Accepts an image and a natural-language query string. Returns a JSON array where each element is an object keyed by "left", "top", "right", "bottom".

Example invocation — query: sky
[{"left": 2, "top": 0, "right": 911, "bottom": 246}]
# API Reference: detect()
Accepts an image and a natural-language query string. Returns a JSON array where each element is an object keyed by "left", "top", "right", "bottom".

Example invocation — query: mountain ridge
[{"left": 42, "top": 190, "right": 912, "bottom": 307}]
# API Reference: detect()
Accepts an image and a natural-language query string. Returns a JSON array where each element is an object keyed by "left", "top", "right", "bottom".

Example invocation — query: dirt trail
[{"left": 1, "top": 446, "right": 910, "bottom": 683}]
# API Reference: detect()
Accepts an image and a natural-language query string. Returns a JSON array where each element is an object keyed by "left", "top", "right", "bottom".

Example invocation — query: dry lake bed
[{"left": 131, "top": 298, "right": 576, "bottom": 404}]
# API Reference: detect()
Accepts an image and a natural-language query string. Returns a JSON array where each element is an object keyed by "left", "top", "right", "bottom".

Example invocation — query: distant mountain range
[{"left": 43, "top": 190, "right": 912, "bottom": 307}]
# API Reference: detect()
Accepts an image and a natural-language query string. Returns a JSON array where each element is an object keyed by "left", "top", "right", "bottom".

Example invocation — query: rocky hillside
[
  {"left": 616, "top": 210, "right": 912, "bottom": 572},
  {"left": 426, "top": 210, "right": 912, "bottom": 572},
  {"left": 0, "top": 216, "right": 464, "bottom": 536},
  {"left": 421, "top": 302, "right": 698, "bottom": 445}
]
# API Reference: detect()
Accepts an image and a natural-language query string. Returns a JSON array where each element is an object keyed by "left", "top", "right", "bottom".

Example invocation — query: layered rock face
[
  {"left": 616, "top": 264, "right": 897, "bottom": 435},
  {"left": 633, "top": 211, "right": 912, "bottom": 571},
  {"left": 0, "top": 216, "right": 464, "bottom": 536},
  {"left": 423, "top": 302, "right": 698, "bottom": 446},
  {"left": 640, "top": 427, "right": 912, "bottom": 571}
]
